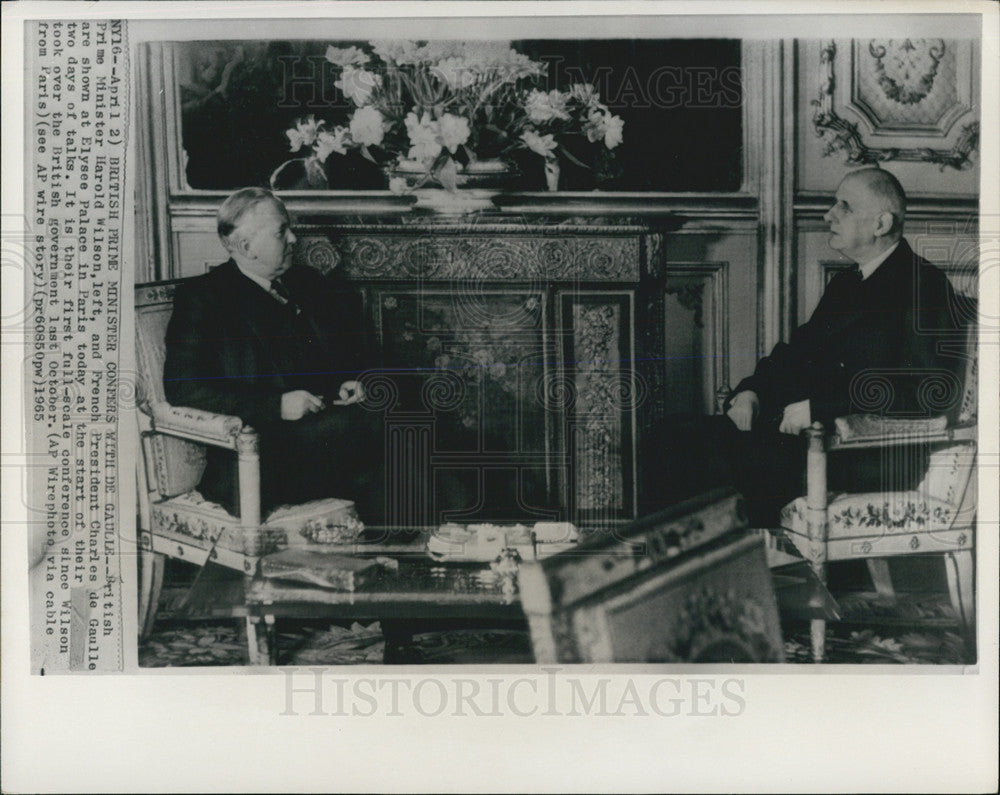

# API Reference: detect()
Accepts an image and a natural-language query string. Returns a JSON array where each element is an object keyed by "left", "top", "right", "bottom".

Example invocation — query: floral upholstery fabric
[
  {"left": 780, "top": 442, "right": 976, "bottom": 559},
  {"left": 151, "top": 492, "right": 361, "bottom": 557},
  {"left": 781, "top": 491, "right": 957, "bottom": 537}
]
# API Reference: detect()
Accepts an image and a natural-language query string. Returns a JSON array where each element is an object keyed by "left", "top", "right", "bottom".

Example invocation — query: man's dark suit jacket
[
  {"left": 163, "top": 259, "right": 371, "bottom": 512},
  {"left": 646, "top": 239, "right": 964, "bottom": 524},
  {"left": 732, "top": 238, "right": 964, "bottom": 429}
]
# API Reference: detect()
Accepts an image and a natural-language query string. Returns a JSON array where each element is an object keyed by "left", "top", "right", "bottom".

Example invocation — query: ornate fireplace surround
[{"left": 274, "top": 210, "right": 703, "bottom": 524}]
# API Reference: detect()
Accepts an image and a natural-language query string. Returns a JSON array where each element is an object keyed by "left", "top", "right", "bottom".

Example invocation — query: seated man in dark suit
[
  {"left": 646, "top": 167, "right": 963, "bottom": 526},
  {"left": 163, "top": 187, "right": 386, "bottom": 520}
]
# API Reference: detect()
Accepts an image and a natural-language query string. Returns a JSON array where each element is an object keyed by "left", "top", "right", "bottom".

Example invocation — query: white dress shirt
[{"left": 858, "top": 241, "right": 900, "bottom": 281}]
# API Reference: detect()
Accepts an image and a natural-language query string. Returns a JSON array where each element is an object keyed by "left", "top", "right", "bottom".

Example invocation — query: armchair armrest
[
  {"left": 826, "top": 413, "right": 976, "bottom": 451},
  {"left": 150, "top": 401, "right": 247, "bottom": 450}
]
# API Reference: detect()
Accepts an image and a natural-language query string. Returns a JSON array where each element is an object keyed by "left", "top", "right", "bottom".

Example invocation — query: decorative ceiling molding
[{"left": 811, "top": 40, "right": 979, "bottom": 171}]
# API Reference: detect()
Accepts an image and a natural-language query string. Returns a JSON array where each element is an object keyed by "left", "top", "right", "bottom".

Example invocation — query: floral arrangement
[{"left": 269, "top": 40, "right": 624, "bottom": 192}]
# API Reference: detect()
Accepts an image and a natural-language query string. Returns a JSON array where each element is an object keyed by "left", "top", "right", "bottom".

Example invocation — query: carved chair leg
[
  {"left": 805, "top": 424, "right": 829, "bottom": 663},
  {"left": 237, "top": 428, "right": 262, "bottom": 528},
  {"left": 809, "top": 619, "right": 826, "bottom": 665},
  {"left": 945, "top": 550, "right": 975, "bottom": 633},
  {"left": 264, "top": 614, "right": 278, "bottom": 666},
  {"left": 866, "top": 559, "right": 895, "bottom": 599},
  {"left": 245, "top": 616, "right": 270, "bottom": 666},
  {"left": 138, "top": 550, "right": 166, "bottom": 639}
]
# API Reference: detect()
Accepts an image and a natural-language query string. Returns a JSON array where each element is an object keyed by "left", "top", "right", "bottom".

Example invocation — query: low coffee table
[{"left": 244, "top": 527, "right": 531, "bottom": 664}]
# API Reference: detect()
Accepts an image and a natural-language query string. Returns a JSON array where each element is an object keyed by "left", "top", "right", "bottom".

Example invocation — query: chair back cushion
[{"left": 136, "top": 282, "right": 207, "bottom": 498}]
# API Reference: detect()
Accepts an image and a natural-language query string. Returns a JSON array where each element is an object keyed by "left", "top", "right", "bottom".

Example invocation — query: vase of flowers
[{"left": 270, "top": 40, "right": 624, "bottom": 196}]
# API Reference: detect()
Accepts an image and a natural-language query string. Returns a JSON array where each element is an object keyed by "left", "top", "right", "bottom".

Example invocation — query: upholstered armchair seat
[
  {"left": 781, "top": 487, "right": 972, "bottom": 560},
  {"left": 150, "top": 493, "right": 363, "bottom": 560}
]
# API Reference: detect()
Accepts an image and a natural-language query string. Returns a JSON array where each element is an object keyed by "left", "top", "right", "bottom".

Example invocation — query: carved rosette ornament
[{"left": 303, "top": 238, "right": 341, "bottom": 275}]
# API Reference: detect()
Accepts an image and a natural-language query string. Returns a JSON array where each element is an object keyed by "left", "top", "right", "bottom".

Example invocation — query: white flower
[
  {"left": 569, "top": 82, "right": 602, "bottom": 108},
  {"left": 388, "top": 176, "right": 409, "bottom": 194},
  {"left": 325, "top": 45, "right": 370, "bottom": 66},
  {"left": 285, "top": 115, "right": 321, "bottom": 152},
  {"left": 584, "top": 109, "right": 624, "bottom": 148},
  {"left": 314, "top": 127, "right": 350, "bottom": 161},
  {"left": 438, "top": 113, "right": 471, "bottom": 153},
  {"left": 404, "top": 111, "right": 442, "bottom": 163},
  {"left": 371, "top": 40, "right": 418, "bottom": 65},
  {"left": 521, "top": 129, "right": 557, "bottom": 158},
  {"left": 602, "top": 113, "right": 624, "bottom": 149},
  {"left": 412, "top": 41, "right": 464, "bottom": 63},
  {"left": 524, "top": 89, "right": 571, "bottom": 123},
  {"left": 433, "top": 57, "right": 478, "bottom": 91},
  {"left": 336, "top": 65, "right": 383, "bottom": 106},
  {"left": 349, "top": 106, "right": 386, "bottom": 147}
]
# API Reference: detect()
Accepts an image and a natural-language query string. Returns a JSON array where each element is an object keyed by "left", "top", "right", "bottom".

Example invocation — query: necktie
[{"left": 270, "top": 277, "right": 300, "bottom": 314}]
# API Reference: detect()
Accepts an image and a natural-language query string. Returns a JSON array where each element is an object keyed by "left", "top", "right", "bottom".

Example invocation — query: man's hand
[
  {"left": 281, "top": 390, "right": 326, "bottom": 421},
  {"left": 779, "top": 399, "right": 811, "bottom": 435},
  {"left": 726, "top": 390, "right": 759, "bottom": 431},
  {"left": 333, "top": 380, "right": 366, "bottom": 406}
]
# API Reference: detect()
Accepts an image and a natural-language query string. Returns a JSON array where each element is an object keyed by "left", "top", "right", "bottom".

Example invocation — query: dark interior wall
[{"left": 178, "top": 39, "right": 742, "bottom": 192}]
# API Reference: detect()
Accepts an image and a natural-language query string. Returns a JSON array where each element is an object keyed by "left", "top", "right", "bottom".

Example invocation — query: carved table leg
[
  {"left": 245, "top": 616, "right": 271, "bottom": 666},
  {"left": 805, "top": 424, "right": 829, "bottom": 664},
  {"left": 946, "top": 549, "right": 975, "bottom": 659}
]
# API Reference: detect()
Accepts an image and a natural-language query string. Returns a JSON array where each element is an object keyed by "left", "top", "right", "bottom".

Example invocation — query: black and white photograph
[
  {"left": 131, "top": 23, "right": 981, "bottom": 669},
  {"left": 2, "top": 2, "right": 997, "bottom": 793}
]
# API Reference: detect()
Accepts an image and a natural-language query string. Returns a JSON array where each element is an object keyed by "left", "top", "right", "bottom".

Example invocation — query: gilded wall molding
[{"left": 811, "top": 40, "right": 979, "bottom": 171}]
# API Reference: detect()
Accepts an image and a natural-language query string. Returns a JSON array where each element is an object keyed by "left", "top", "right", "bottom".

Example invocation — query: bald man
[{"left": 646, "top": 167, "right": 964, "bottom": 525}]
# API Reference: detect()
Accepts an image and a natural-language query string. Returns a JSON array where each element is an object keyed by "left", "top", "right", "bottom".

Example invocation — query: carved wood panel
[
  {"left": 811, "top": 39, "right": 979, "bottom": 171},
  {"left": 294, "top": 231, "right": 643, "bottom": 282},
  {"left": 559, "top": 292, "right": 638, "bottom": 520},
  {"left": 664, "top": 263, "right": 730, "bottom": 414}
]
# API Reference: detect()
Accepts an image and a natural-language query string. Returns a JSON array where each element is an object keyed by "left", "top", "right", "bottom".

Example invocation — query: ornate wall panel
[
  {"left": 664, "top": 264, "right": 730, "bottom": 415},
  {"left": 811, "top": 39, "right": 979, "bottom": 171},
  {"left": 796, "top": 39, "right": 980, "bottom": 196},
  {"left": 560, "top": 293, "right": 637, "bottom": 519}
]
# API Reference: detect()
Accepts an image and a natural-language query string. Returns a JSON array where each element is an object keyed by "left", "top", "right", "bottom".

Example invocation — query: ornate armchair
[
  {"left": 779, "top": 321, "right": 978, "bottom": 663},
  {"left": 135, "top": 281, "right": 359, "bottom": 659}
]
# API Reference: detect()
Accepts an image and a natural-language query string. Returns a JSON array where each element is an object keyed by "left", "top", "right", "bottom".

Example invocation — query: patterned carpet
[
  {"left": 139, "top": 557, "right": 974, "bottom": 667},
  {"left": 140, "top": 613, "right": 972, "bottom": 667},
  {"left": 139, "top": 620, "right": 535, "bottom": 667}
]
